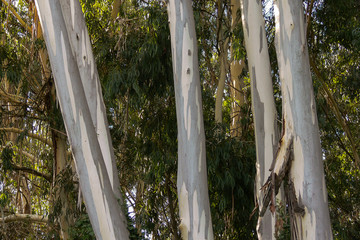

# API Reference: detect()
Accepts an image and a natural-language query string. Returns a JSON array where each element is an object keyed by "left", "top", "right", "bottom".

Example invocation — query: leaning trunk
[
  {"left": 35, "top": 1, "right": 129, "bottom": 239},
  {"left": 167, "top": 0, "right": 214, "bottom": 239},
  {"left": 240, "top": 0, "right": 279, "bottom": 239},
  {"left": 274, "top": 0, "right": 332, "bottom": 238}
]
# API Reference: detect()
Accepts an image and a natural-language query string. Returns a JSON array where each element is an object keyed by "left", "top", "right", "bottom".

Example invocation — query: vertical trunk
[
  {"left": 35, "top": 1, "right": 129, "bottom": 239},
  {"left": 214, "top": 0, "right": 228, "bottom": 124},
  {"left": 240, "top": 0, "right": 279, "bottom": 239},
  {"left": 54, "top": 133, "right": 73, "bottom": 240},
  {"left": 215, "top": 47, "right": 227, "bottom": 124},
  {"left": 230, "top": 0, "right": 245, "bottom": 137},
  {"left": 274, "top": 0, "right": 332, "bottom": 239},
  {"left": 167, "top": 1, "right": 214, "bottom": 239}
]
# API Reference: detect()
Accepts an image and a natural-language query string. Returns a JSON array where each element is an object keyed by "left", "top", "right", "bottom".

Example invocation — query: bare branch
[
  {"left": 0, "top": 127, "right": 52, "bottom": 147},
  {"left": 1, "top": 214, "right": 48, "bottom": 223}
]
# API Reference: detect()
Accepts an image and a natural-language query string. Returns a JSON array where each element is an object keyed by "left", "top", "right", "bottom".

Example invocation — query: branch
[
  {"left": 1, "top": 214, "right": 48, "bottom": 223},
  {"left": 1, "top": 0, "right": 32, "bottom": 33},
  {"left": 260, "top": 134, "right": 293, "bottom": 217},
  {"left": 0, "top": 128, "right": 52, "bottom": 147},
  {"left": 310, "top": 57, "right": 360, "bottom": 167},
  {"left": 11, "top": 165, "right": 51, "bottom": 182}
]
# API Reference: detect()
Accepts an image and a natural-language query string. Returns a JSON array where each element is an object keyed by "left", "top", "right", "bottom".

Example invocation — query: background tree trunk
[
  {"left": 274, "top": 0, "right": 332, "bottom": 238},
  {"left": 240, "top": 0, "right": 279, "bottom": 239},
  {"left": 214, "top": 0, "right": 228, "bottom": 124},
  {"left": 230, "top": 0, "right": 245, "bottom": 137},
  {"left": 167, "top": 0, "right": 214, "bottom": 239}
]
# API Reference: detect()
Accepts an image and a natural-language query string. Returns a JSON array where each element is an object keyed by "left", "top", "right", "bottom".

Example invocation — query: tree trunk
[
  {"left": 230, "top": 0, "right": 245, "bottom": 137},
  {"left": 34, "top": 1, "right": 129, "bottom": 239},
  {"left": 214, "top": 0, "right": 228, "bottom": 124},
  {"left": 274, "top": 0, "right": 332, "bottom": 238},
  {"left": 240, "top": 0, "right": 279, "bottom": 239},
  {"left": 167, "top": 0, "right": 214, "bottom": 239}
]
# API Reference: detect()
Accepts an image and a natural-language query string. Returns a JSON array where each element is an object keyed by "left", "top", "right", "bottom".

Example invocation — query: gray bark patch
[
  {"left": 252, "top": 66, "right": 265, "bottom": 185},
  {"left": 243, "top": 0, "right": 250, "bottom": 37}
]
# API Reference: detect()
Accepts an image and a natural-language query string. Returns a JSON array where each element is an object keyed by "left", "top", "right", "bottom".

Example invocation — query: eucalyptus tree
[
  {"left": 167, "top": 0, "right": 214, "bottom": 239},
  {"left": 240, "top": 0, "right": 279, "bottom": 239},
  {"left": 241, "top": 0, "right": 333, "bottom": 238},
  {"left": 34, "top": 0, "right": 129, "bottom": 239},
  {"left": 272, "top": 0, "right": 332, "bottom": 238}
]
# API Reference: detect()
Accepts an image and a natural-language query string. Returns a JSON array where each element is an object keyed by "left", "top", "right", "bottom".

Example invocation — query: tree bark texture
[
  {"left": 34, "top": 1, "right": 129, "bottom": 239},
  {"left": 240, "top": 0, "right": 279, "bottom": 239},
  {"left": 274, "top": 0, "right": 332, "bottom": 239},
  {"left": 167, "top": 0, "right": 214, "bottom": 239}
]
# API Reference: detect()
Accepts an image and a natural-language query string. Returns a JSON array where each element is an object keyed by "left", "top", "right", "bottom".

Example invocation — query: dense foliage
[{"left": 0, "top": 0, "right": 359, "bottom": 239}]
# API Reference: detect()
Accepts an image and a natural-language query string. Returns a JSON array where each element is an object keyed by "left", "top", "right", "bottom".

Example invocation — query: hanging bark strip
[
  {"left": 260, "top": 133, "right": 293, "bottom": 217},
  {"left": 273, "top": 0, "right": 333, "bottom": 238},
  {"left": 35, "top": 1, "right": 129, "bottom": 239}
]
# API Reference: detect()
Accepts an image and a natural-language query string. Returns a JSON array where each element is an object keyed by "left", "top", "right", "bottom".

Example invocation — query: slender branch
[
  {"left": 0, "top": 127, "right": 52, "bottom": 147},
  {"left": 1, "top": 214, "right": 48, "bottom": 223},
  {"left": 310, "top": 57, "right": 360, "bottom": 167},
  {"left": 11, "top": 165, "right": 51, "bottom": 182},
  {"left": 1, "top": 0, "right": 32, "bottom": 33}
]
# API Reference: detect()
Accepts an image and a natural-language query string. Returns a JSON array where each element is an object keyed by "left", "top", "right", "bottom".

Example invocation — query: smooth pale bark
[
  {"left": 230, "top": 0, "right": 245, "bottom": 137},
  {"left": 274, "top": 0, "right": 332, "bottom": 239},
  {"left": 240, "top": 0, "right": 279, "bottom": 239},
  {"left": 167, "top": 1, "right": 214, "bottom": 239},
  {"left": 35, "top": 1, "right": 129, "bottom": 239},
  {"left": 59, "top": 0, "right": 122, "bottom": 200}
]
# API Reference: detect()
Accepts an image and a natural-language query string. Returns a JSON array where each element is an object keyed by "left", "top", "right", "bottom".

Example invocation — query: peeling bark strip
[
  {"left": 274, "top": 0, "right": 333, "bottom": 238},
  {"left": 35, "top": 1, "right": 129, "bottom": 239},
  {"left": 260, "top": 135, "right": 293, "bottom": 217},
  {"left": 167, "top": 0, "right": 214, "bottom": 239}
]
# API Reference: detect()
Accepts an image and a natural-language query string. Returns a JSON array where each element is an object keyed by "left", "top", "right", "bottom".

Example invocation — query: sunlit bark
[
  {"left": 167, "top": 0, "right": 214, "bottom": 239},
  {"left": 240, "top": 0, "right": 279, "bottom": 238},
  {"left": 35, "top": 1, "right": 129, "bottom": 239},
  {"left": 274, "top": 0, "right": 332, "bottom": 238}
]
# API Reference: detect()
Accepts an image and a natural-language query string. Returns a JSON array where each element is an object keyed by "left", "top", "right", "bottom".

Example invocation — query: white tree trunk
[
  {"left": 240, "top": 0, "right": 279, "bottom": 239},
  {"left": 35, "top": 1, "right": 129, "bottom": 239},
  {"left": 167, "top": 0, "right": 214, "bottom": 239},
  {"left": 274, "top": 0, "right": 332, "bottom": 239}
]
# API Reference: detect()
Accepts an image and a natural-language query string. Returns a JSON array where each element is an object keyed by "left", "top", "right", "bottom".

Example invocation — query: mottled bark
[
  {"left": 274, "top": 0, "right": 332, "bottom": 238},
  {"left": 35, "top": 1, "right": 129, "bottom": 239},
  {"left": 240, "top": 0, "right": 279, "bottom": 239},
  {"left": 167, "top": 0, "right": 214, "bottom": 239}
]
